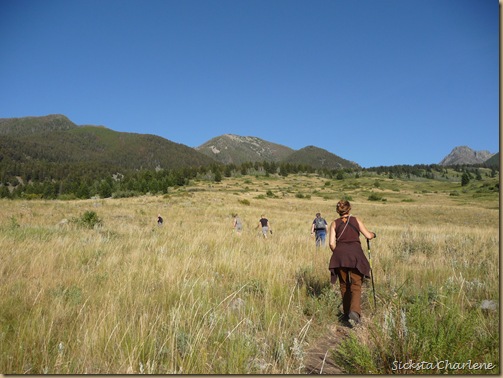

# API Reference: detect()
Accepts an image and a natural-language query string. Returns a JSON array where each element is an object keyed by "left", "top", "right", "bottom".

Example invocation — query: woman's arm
[
  {"left": 328, "top": 220, "right": 336, "bottom": 251},
  {"left": 356, "top": 218, "right": 376, "bottom": 240}
]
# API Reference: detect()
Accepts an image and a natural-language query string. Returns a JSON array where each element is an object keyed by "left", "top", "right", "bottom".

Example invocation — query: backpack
[{"left": 314, "top": 217, "right": 326, "bottom": 230}]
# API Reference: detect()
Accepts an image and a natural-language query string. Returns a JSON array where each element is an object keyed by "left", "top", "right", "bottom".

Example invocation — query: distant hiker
[
  {"left": 329, "top": 200, "right": 376, "bottom": 326},
  {"left": 257, "top": 214, "right": 271, "bottom": 238},
  {"left": 311, "top": 212, "right": 328, "bottom": 247},
  {"left": 157, "top": 214, "right": 163, "bottom": 226},
  {"left": 232, "top": 213, "right": 243, "bottom": 235}
]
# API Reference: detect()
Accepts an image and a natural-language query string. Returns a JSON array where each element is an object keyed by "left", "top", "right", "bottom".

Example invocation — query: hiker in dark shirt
[
  {"left": 257, "top": 214, "right": 271, "bottom": 238},
  {"left": 311, "top": 212, "right": 328, "bottom": 247},
  {"left": 329, "top": 200, "right": 376, "bottom": 326}
]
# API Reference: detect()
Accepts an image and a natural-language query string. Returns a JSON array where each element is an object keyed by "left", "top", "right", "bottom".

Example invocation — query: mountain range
[
  {"left": 0, "top": 114, "right": 498, "bottom": 171},
  {"left": 439, "top": 146, "right": 496, "bottom": 166},
  {"left": 196, "top": 134, "right": 360, "bottom": 169}
]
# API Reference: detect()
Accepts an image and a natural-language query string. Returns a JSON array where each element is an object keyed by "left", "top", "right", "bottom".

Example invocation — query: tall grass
[
  {"left": 1, "top": 196, "right": 325, "bottom": 373},
  {"left": 335, "top": 226, "right": 499, "bottom": 374},
  {"left": 0, "top": 173, "right": 499, "bottom": 373}
]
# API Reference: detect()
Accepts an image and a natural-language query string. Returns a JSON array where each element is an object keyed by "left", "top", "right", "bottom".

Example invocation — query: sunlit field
[{"left": 0, "top": 171, "right": 499, "bottom": 374}]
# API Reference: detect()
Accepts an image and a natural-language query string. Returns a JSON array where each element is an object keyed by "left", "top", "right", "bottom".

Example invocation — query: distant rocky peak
[{"left": 439, "top": 146, "right": 495, "bottom": 166}]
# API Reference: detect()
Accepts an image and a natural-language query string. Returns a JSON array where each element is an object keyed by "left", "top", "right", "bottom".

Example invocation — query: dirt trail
[{"left": 303, "top": 324, "right": 351, "bottom": 374}]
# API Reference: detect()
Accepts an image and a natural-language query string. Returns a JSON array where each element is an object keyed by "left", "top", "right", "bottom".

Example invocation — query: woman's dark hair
[{"left": 336, "top": 200, "right": 351, "bottom": 216}]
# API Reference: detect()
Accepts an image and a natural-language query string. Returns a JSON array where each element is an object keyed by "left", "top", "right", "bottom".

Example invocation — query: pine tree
[{"left": 461, "top": 172, "right": 470, "bottom": 186}]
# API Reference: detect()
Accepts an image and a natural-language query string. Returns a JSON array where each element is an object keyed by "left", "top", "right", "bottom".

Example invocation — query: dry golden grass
[{"left": 0, "top": 173, "right": 499, "bottom": 373}]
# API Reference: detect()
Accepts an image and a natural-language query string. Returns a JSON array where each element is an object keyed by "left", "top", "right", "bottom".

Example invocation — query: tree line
[{"left": 0, "top": 158, "right": 498, "bottom": 200}]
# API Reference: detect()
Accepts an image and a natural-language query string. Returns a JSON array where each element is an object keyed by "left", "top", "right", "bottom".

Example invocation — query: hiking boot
[
  {"left": 338, "top": 313, "right": 349, "bottom": 322},
  {"left": 348, "top": 311, "right": 360, "bottom": 326},
  {"left": 337, "top": 313, "right": 354, "bottom": 328}
]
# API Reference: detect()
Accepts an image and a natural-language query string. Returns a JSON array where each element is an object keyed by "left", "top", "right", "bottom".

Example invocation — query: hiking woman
[
  {"left": 329, "top": 200, "right": 376, "bottom": 325},
  {"left": 232, "top": 213, "right": 243, "bottom": 235}
]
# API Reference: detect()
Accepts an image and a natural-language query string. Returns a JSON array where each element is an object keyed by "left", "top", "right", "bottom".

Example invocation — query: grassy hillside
[
  {"left": 282, "top": 145, "right": 360, "bottom": 170},
  {"left": 63, "top": 126, "right": 217, "bottom": 169},
  {"left": 0, "top": 172, "right": 499, "bottom": 374},
  {"left": 0, "top": 116, "right": 217, "bottom": 171},
  {"left": 0, "top": 114, "right": 77, "bottom": 137}
]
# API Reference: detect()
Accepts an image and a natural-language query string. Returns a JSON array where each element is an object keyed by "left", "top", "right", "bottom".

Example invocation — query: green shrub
[
  {"left": 21, "top": 193, "right": 42, "bottom": 200},
  {"left": 368, "top": 193, "right": 383, "bottom": 201},
  {"left": 335, "top": 333, "right": 378, "bottom": 374},
  {"left": 9, "top": 216, "right": 20, "bottom": 230},
  {"left": 58, "top": 194, "right": 78, "bottom": 200},
  {"left": 74, "top": 211, "right": 102, "bottom": 229},
  {"left": 112, "top": 190, "right": 141, "bottom": 198},
  {"left": 295, "top": 193, "right": 311, "bottom": 199},
  {"left": 341, "top": 194, "right": 353, "bottom": 201}
]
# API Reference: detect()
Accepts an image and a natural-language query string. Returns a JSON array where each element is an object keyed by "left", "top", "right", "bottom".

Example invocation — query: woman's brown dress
[{"left": 329, "top": 216, "right": 371, "bottom": 283}]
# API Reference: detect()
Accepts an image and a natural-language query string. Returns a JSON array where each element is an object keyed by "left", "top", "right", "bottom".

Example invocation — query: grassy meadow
[{"left": 0, "top": 170, "right": 499, "bottom": 374}]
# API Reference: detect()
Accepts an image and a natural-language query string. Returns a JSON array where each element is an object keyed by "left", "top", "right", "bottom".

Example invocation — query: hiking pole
[{"left": 367, "top": 238, "right": 377, "bottom": 311}]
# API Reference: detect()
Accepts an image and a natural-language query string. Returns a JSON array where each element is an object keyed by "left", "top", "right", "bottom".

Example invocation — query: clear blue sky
[{"left": 0, "top": 0, "right": 499, "bottom": 168}]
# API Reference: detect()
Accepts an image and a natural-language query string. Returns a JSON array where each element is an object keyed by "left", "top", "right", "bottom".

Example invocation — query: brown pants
[{"left": 336, "top": 267, "right": 363, "bottom": 316}]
